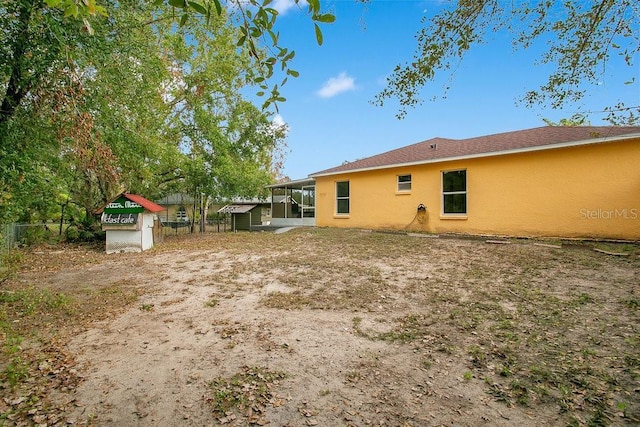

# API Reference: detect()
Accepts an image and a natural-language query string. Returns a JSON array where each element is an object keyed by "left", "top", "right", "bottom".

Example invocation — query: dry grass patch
[
  {"left": 255, "top": 229, "right": 640, "bottom": 424},
  {"left": 1, "top": 228, "right": 639, "bottom": 426},
  {"left": 0, "top": 280, "right": 141, "bottom": 423},
  {"left": 205, "top": 366, "right": 287, "bottom": 425},
  {"left": 343, "top": 238, "right": 640, "bottom": 424},
  {"left": 262, "top": 290, "right": 311, "bottom": 309}
]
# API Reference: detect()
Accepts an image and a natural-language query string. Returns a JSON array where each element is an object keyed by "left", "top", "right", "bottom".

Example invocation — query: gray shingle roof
[
  {"left": 218, "top": 204, "right": 258, "bottom": 214},
  {"left": 310, "top": 126, "right": 640, "bottom": 177}
]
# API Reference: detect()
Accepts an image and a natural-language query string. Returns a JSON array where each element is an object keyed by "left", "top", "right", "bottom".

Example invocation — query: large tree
[
  {"left": 13, "top": 0, "right": 334, "bottom": 118},
  {"left": 0, "top": 0, "right": 290, "bottom": 227},
  {"left": 373, "top": 0, "right": 640, "bottom": 123},
  {"left": 0, "top": 0, "right": 86, "bottom": 223},
  {"left": 156, "top": 12, "right": 288, "bottom": 202}
]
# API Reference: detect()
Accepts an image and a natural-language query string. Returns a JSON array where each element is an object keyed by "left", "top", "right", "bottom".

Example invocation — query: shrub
[
  {"left": 65, "top": 225, "right": 80, "bottom": 241},
  {"left": 20, "top": 225, "right": 53, "bottom": 246}
]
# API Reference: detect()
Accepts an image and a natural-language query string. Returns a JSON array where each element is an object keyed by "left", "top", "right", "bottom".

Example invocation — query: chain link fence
[
  {"left": 0, "top": 223, "right": 63, "bottom": 267},
  {"left": 0, "top": 218, "right": 237, "bottom": 267},
  {"left": 0, "top": 223, "right": 17, "bottom": 268}
]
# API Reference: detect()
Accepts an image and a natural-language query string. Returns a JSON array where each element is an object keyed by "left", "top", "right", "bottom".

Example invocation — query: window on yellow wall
[
  {"left": 397, "top": 174, "right": 411, "bottom": 192},
  {"left": 442, "top": 170, "right": 467, "bottom": 214},
  {"left": 336, "top": 181, "right": 350, "bottom": 214}
]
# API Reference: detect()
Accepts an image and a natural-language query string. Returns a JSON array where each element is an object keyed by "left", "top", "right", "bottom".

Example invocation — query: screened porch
[{"left": 266, "top": 178, "right": 316, "bottom": 227}]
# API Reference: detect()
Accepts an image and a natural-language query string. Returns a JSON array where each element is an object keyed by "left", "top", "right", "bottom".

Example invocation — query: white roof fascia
[
  {"left": 265, "top": 178, "right": 315, "bottom": 188},
  {"left": 310, "top": 133, "right": 640, "bottom": 178}
]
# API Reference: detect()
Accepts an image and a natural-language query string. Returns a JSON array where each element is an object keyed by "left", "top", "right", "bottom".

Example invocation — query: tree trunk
[
  {"left": 59, "top": 202, "right": 67, "bottom": 236},
  {"left": 0, "top": 0, "right": 35, "bottom": 129}
]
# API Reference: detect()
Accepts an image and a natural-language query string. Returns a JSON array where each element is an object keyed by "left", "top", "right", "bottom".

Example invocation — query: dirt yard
[{"left": 1, "top": 228, "right": 639, "bottom": 426}]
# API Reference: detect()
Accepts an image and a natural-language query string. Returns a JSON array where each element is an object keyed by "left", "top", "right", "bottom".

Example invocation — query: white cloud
[
  {"left": 261, "top": 113, "right": 289, "bottom": 138},
  {"left": 272, "top": 113, "right": 286, "bottom": 127},
  {"left": 316, "top": 72, "right": 356, "bottom": 98},
  {"left": 228, "top": 0, "right": 305, "bottom": 16},
  {"left": 271, "top": 0, "right": 306, "bottom": 15}
]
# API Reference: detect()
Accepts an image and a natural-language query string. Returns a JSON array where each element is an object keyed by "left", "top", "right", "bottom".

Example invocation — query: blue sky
[{"left": 260, "top": 0, "right": 639, "bottom": 179}]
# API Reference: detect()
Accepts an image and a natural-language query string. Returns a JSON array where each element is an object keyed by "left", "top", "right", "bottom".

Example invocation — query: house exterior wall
[
  {"left": 314, "top": 138, "right": 640, "bottom": 240},
  {"left": 159, "top": 204, "right": 192, "bottom": 223}
]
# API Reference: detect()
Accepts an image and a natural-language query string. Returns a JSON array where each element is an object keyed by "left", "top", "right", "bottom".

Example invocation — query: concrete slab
[{"left": 274, "top": 227, "right": 297, "bottom": 234}]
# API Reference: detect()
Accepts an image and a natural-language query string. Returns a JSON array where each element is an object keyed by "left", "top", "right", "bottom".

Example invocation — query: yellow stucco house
[{"left": 306, "top": 126, "right": 640, "bottom": 240}]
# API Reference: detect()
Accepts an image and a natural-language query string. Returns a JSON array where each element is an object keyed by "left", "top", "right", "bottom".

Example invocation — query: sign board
[
  {"left": 104, "top": 196, "right": 145, "bottom": 214},
  {"left": 102, "top": 213, "right": 139, "bottom": 225}
]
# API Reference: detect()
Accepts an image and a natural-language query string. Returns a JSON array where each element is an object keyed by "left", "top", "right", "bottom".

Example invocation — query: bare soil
[{"left": 1, "top": 228, "right": 639, "bottom": 426}]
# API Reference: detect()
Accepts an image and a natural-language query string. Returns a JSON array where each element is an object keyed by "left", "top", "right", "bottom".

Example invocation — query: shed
[
  {"left": 218, "top": 204, "right": 262, "bottom": 231},
  {"left": 98, "top": 193, "right": 165, "bottom": 254}
]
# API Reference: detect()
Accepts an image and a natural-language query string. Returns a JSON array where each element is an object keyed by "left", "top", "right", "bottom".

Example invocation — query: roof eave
[
  {"left": 265, "top": 177, "right": 315, "bottom": 188},
  {"left": 310, "top": 133, "right": 640, "bottom": 178}
]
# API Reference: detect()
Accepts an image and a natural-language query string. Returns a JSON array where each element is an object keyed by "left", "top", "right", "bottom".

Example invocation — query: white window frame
[
  {"left": 177, "top": 206, "right": 188, "bottom": 222},
  {"left": 397, "top": 174, "right": 412, "bottom": 192},
  {"left": 336, "top": 181, "right": 350, "bottom": 215},
  {"left": 442, "top": 169, "right": 467, "bottom": 215}
]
